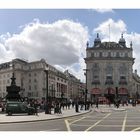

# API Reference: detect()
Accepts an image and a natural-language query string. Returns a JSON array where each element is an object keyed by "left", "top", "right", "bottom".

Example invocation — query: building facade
[
  {"left": 132, "top": 70, "right": 140, "bottom": 99},
  {"left": 64, "top": 70, "right": 85, "bottom": 101},
  {"left": 85, "top": 33, "right": 136, "bottom": 102},
  {"left": 0, "top": 58, "right": 83, "bottom": 101},
  {"left": 0, "top": 58, "right": 68, "bottom": 100}
]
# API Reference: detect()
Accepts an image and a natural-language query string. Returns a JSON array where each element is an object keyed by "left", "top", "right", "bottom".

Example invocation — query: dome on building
[
  {"left": 94, "top": 33, "right": 101, "bottom": 47},
  {"left": 92, "top": 33, "right": 129, "bottom": 49},
  {"left": 118, "top": 33, "right": 126, "bottom": 47}
]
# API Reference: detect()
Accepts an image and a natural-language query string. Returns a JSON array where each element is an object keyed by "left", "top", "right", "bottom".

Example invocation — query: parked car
[{"left": 6, "top": 101, "right": 35, "bottom": 116}]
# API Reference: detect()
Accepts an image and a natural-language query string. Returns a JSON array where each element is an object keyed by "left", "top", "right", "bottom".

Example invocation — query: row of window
[
  {"left": 0, "top": 80, "right": 10, "bottom": 85},
  {"left": 20, "top": 63, "right": 43, "bottom": 71},
  {"left": 29, "top": 79, "right": 37, "bottom": 83},
  {"left": 27, "top": 92, "right": 64, "bottom": 98},
  {"left": 93, "top": 75, "right": 126, "bottom": 80},
  {"left": 92, "top": 63, "right": 129, "bottom": 76},
  {"left": 28, "top": 85, "right": 38, "bottom": 90},
  {"left": 0, "top": 73, "right": 11, "bottom": 79},
  {"left": 92, "top": 76, "right": 127, "bottom": 85},
  {"left": 28, "top": 73, "right": 37, "bottom": 77},
  {"left": 91, "top": 51, "right": 131, "bottom": 58},
  {"left": 0, "top": 87, "right": 6, "bottom": 92},
  {"left": 57, "top": 77, "right": 67, "bottom": 83},
  {"left": 28, "top": 92, "right": 38, "bottom": 97}
]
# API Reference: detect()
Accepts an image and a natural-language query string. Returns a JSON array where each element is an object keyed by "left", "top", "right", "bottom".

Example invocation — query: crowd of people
[
  {"left": 0, "top": 97, "right": 139, "bottom": 115},
  {"left": 21, "top": 98, "right": 93, "bottom": 115}
]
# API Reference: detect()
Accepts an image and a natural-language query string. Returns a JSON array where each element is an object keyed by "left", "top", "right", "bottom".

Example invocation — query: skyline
[{"left": 0, "top": 9, "right": 140, "bottom": 81}]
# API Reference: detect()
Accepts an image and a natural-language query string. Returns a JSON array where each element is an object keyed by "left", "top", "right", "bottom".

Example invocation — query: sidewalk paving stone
[
  {"left": 0, "top": 108, "right": 91, "bottom": 124},
  {"left": 0, "top": 104, "right": 139, "bottom": 124}
]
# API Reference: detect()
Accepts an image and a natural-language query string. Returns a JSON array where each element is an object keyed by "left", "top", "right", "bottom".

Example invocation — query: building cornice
[
  {"left": 84, "top": 57, "right": 135, "bottom": 62},
  {"left": 132, "top": 74, "right": 140, "bottom": 83},
  {"left": 87, "top": 47, "right": 132, "bottom": 51}
]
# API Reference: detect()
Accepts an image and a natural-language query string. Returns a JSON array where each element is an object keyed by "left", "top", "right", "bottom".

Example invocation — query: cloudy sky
[{"left": 0, "top": 9, "right": 140, "bottom": 82}]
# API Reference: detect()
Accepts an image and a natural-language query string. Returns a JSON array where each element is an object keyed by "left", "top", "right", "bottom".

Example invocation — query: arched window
[
  {"left": 105, "top": 64, "right": 113, "bottom": 85},
  {"left": 119, "top": 64, "right": 127, "bottom": 75},
  {"left": 106, "top": 64, "right": 113, "bottom": 75},
  {"left": 92, "top": 63, "right": 100, "bottom": 84}
]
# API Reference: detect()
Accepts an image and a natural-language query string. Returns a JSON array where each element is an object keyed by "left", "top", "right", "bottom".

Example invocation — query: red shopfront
[
  {"left": 118, "top": 87, "right": 128, "bottom": 102},
  {"left": 91, "top": 88, "right": 101, "bottom": 101},
  {"left": 104, "top": 88, "right": 115, "bottom": 103},
  {"left": 118, "top": 88, "right": 128, "bottom": 95}
]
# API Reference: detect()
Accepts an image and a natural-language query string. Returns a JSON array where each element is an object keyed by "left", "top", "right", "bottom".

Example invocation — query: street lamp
[
  {"left": 44, "top": 67, "right": 50, "bottom": 114},
  {"left": 83, "top": 69, "right": 89, "bottom": 110},
  {"left": 50, "top": 82, "right": 55, "bottom": 101},
  {"left": 115, "top": 82, "right": 119, "bottom": 100},
  {"left": 115, "top": 87, "right": 118, "bottom": 99}
]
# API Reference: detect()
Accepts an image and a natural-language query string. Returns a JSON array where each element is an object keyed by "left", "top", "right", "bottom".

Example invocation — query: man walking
[
  {"left": 95, "top": 99, "right": 99, "bottom": 108},
  {"left": 34, "top": 101, "right": 38, "bottom": 116}
]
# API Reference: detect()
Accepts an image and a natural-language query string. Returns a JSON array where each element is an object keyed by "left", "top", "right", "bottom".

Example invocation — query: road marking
[
  {"left": 71, "top": 124, "right": 92, "bottom": 127},
  {"left": 121, "top": 111, "right": 127, "bottom": 131},
  {"left": 74, "top": 119, "right": 123, "bottom": 122},
  {"left": 64, "top": 119, "right": 71, "bottom": 131},
  {"left": 131, "top": 127, "right": 140, "bottom": 131},
  {"left": 85, "top": 113, "right": 111, "bottom": 131},
  {"left": 71, "top": 124, "right": 121, "bottom": 127},
  {"left": 44, "top": 128, "right": 62, "bottom": 131},
  {"left": 70, "top": 116, "right": 86, "bottom": 125}
]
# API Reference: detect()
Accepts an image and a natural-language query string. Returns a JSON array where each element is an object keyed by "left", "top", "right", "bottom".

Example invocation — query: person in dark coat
[
  {"left": 34, "top": 101, "right": 38, "bottom": 115},
  {"left": 95, "top": 99, "right": 99, "bottom": 108},
  {"left": 75, "top": 100, "right": 79, "bottom": 113}
]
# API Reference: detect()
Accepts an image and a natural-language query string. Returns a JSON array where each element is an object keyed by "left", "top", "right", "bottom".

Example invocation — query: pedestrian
[
  {"left": 95, "top": 99, "right": 99, "bottom": 108},
  {"left": 48, "top": 101, "right": 52, "bottom": 114},
  {"left": 68, "top": 101, "right": 71, "bottom": 109},
  {"left": 59, "top": 102, "right": 62, "bottom": 114},
  {"left": 72, "top": 101, "right": 75, "bottom": 108},
  {"left": 75, "top": 100, "right": 79, "bottom": 113},
  {"left": 116, "top": 99, "right": 120, "bottom": 108},
  {"left": 34, "top": 101, "right": 38, "bottom": 116}
]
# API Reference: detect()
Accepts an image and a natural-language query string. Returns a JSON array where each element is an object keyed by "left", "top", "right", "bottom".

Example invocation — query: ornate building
[
  {"left": 0, "top": 58, "right": 83, "bottom": 101},
  {"left": 64, "top": 70, "right": 85, "bottom": 101},
  {"left": 0, "top": 58, "right": 68, "bottom": 100},
  {"left": 85, "top": 33, "right": 136, "bottom": 102}
]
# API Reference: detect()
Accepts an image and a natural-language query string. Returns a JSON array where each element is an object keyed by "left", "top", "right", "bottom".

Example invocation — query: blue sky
[
  {"left": 0, "top": 9, "right": 140, "bottom": 35},
  {"left": 0, "top": 9, "right": 140, "bottom": 81}
]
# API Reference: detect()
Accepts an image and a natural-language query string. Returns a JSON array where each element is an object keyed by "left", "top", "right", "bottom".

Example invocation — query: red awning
[
  {"left": 91, "top": 88, "right": 101, "bottom": 94},
  {"left": 104, "top": 88, "right": 115, "bottom": 94},
  {"left": 118, "top": 88, "right": 128, "bottom": 94}
]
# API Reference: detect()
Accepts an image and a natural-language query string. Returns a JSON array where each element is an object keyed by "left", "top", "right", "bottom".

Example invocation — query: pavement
[
  {"left": 0, "top": 105, "right": 133, "bottom": 124},
  {"left": 94, "top": 104, "right": 134, "bottom": 113},
  {"left": 0, "top": 108, "right": 91, "bottom": 124}
]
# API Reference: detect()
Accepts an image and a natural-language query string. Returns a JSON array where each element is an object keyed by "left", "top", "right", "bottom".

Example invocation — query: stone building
[
  {"left": 85, "top": 33, "right": 136, "bottom": 102},
  {"left": 132, "top": 70, "right": 140, "bottom": 99},
  {"left": 0, "top": 58, "right": 68, "bottom": 100},
  {"left": 64, "top": 70, "right": 85, "bottom": 101},
  {"left": 0, "top": 58, "right": 84, "bottom": 101}
]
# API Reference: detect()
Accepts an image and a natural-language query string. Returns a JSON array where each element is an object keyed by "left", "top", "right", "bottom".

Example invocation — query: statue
[{"left": 6, "top": 73, "right": 21, "bottom": 101}]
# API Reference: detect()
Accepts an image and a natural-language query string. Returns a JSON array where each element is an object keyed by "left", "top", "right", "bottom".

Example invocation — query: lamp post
[
  {"left": 116, "top": 87, "right": 118, "bottom": 99},
  {"left": 44, "top": 67, "right": 49, "bottom": 114},
  {"left": 83, "top": 69, "right": 89, "bottom": 110},
  {"left": 50, "top": 82, "right": 55, "bottom": 101},
  {"left": 115, "top": 82, "right": 119, "bottom": 100}
]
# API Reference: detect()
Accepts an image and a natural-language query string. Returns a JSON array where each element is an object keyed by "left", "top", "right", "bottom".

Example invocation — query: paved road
[{"left": 1, "top": 105, "right": 140, "bottom": 131}]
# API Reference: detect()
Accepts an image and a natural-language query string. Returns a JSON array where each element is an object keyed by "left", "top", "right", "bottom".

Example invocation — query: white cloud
[
  {"left": 93, "top": 18, "right": 140, "bottom": 75},
  {"left": 94, "top": 9, "right": 114, "bottom": 13},
  {"left": 94, "top": 18, "right": 127, "bottom": 42},
  {"left": 0, "top": 19, "right": 89, "bottom": 81}
]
